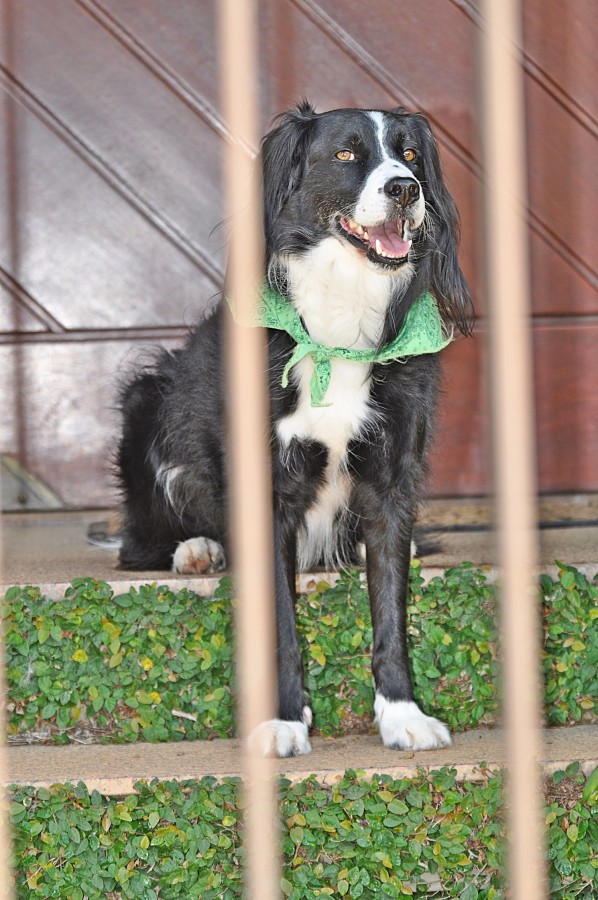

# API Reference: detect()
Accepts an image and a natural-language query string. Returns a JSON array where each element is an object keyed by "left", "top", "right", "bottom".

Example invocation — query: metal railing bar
[
  {"left": 480, "top": 1, "right": 547, "bottom": 897},
  {"left": 219, "top": 1, "right": 280, "bottom": 898},
  {"left": 0, "top": 526, "right": 13, "bottom": 897}
]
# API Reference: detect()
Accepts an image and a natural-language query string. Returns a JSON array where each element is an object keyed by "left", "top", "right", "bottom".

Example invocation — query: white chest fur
[{"left": 276, "top": 238, "right": 401, "bottom": 568}]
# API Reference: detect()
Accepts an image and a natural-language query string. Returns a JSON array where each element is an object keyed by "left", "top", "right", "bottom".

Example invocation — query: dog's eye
[
  {"left": 335, "top": 149, "right": 356, "bottom": 162},
  {"left": 403, "top": 148, "right": 417, "bottom": 163}
]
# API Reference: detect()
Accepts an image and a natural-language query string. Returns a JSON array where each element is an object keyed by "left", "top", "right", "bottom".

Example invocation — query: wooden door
[{"left": 1, "top": 0, "right": 596, "bottom": 507}]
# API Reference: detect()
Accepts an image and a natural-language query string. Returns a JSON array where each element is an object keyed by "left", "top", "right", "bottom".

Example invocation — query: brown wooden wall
[{"left": 1, "top": 0, "right": 597, "bottom": 508}]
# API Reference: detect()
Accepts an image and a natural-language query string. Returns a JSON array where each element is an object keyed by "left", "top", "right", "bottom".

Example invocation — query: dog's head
[{"left": 261, "top": 101, "right": 473, "bottom": 335}]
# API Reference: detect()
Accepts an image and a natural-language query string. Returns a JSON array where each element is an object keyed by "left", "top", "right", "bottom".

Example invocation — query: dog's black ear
[
  {"left": 261, "top": 101, "right": 318, "bottom": 247},
  {"left": 414, "top": 114, "right": 474, "bottom": 336}
]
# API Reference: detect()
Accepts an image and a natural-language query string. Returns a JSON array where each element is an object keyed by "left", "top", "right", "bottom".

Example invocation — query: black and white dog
[{"left": 117, "top": 102, "right": 473, "bottom": 757}]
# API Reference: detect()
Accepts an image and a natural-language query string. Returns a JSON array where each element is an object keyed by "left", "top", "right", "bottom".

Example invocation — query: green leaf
[
  {"left": 388, "top": 799, "right": 409, "bottom": 815},
  {"left": 37, "top": 621, "right": 50, "bottom": 644},
  {"left": 582, "top": 764, "right": 598, "bottom": 804},
  {"left": 461, "top": 886, "right": 479, "bottom": 900},
  {"left": 4, "top": 561, "right": 597, "bottom": 750},
  {"left": 559, "top": 570, "right": 575, "bottom": 590}
]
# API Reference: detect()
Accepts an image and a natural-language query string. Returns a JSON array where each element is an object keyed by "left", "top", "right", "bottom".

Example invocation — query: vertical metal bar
[
  {"left": 1, "top": 2, "right": 18, "bottom": 892},
  {"left": 480, "top": 2, "right": 547, "bottom": 898},
  {"left": 0, "top": 507, "right": 14, "bottom": 898},
  {"left": 2, "top": 0, "right": 29, "bottom": 487},
  {"left": 219, "top": 2, "right": 280, "bottom": 899}
]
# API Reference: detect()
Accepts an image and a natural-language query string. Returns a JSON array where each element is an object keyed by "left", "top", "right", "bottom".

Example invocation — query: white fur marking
[
  {"left": 172, "top": 537, "right": 226, "bottom": 574},
  {"left": 156, "top": 463, "right": 184, "bottom": 508},
  {"left": 298, "top": 453, "right": 352, "bottom": 570},
  {"left": 278, "top": 239, "right": 404, "bottom": 568},
  {"left": 248, "top": 706, "right": 312, "bottom": 757},
  {"left": 289, "top": 237, "right": 401, "bottom": 345},
  {"left": 355, "top": 112, "right": 425, "bottom": 227},
  {"left": 374, "top": 694, "right": 451, "bottom": 750}
]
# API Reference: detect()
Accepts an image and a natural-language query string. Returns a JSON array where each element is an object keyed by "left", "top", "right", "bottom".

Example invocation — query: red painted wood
[
  {"left": 0, "top": 338, "right": 182, "bottom": 508},
  {"left": 0, "top": 0, "right": 596, "bottom": 502},
  {"left": 429, "top": 322, "right": 598, "bottom": 496}
]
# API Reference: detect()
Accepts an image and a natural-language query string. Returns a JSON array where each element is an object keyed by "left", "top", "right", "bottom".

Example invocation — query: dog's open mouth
[{"left": 337, "top": 216, "right": 412, "bottom": 268}]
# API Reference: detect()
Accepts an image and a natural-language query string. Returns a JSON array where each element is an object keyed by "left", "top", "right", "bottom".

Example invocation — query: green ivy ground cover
[
  {"left": 11, "top": 763, "right": 598, "bottom": 898},
  {"left": 3, "top": 563, "right": 597, "bottom": 744}
]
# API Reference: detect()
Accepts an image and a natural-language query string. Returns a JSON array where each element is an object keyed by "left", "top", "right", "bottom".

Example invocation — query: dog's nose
[{"left": 384, "top": 177, "right": 420, "bottom": 207}]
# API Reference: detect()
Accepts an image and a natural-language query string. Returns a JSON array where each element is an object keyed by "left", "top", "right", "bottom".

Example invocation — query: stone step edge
[
  {"left": 3, "top": 562, "right": 598, "bottom": 601},
  {"left": 5, "top": 725, "right": 597, "bottom": 796}
]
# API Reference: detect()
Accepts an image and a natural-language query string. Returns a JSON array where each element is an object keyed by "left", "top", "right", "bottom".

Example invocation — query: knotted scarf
[{"left": 228, "top": 284, "right": 452, "bottom": 407}]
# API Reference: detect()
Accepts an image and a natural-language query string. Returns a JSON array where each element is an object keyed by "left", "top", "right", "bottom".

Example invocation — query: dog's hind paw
[
  {"left": 374, "top": 696, "right": 451, "bottom": 751},
  {"left": 172, "top": 537, "right": 226, "bottom": 574},
  {"left": 248, "top": 707, "right": 312, "bottom": 758}
]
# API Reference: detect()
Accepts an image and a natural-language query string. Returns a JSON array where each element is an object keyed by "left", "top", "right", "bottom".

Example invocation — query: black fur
[{"left": 117, "top": 103, "right": 472, "bottom": 750}]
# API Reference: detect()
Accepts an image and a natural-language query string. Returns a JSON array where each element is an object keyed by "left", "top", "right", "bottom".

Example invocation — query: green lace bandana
[{"left": 228, "top": 284, "right": 452, "bottom": 407}]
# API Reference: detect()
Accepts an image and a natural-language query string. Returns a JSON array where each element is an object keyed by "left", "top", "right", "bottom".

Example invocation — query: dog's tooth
[
  {"left": 363, "top": 229, "right": 369, "bottom": 241},
  {"left": 356, "top": 224, "right": 364, "bottom": 235},
  {"left": 375, "top": 239, "right": 383, "bottom": 256}
]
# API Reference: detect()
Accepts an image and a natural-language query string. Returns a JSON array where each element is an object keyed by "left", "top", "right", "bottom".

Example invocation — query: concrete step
[
  {"left": 2, "top": 502, "right": 598, "bottom": 598},
  {"left": 3, "top": 504, "right": 596, "bottom": 800},
  {"left": 6, "top": 726, "right": 598, "bottom": 795}
]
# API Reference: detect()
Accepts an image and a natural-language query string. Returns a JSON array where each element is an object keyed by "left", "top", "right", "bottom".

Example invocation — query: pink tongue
[{"left": 368, "top": 221, "right": 411, "bottom": 257}]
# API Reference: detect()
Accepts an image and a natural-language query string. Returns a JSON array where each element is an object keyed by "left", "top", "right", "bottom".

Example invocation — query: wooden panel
[
  {"left": 0, "top": 102, "right": 215, "bottom": 329},
  {"left": 523, "top": 0, "right": 598, "bottom": 123},
  {"left": 429, "top": 322, "right": 598, "bottom": 496},
  {"left": 96, "top": 0, "right": 222, "bottom": 112},
  {"left": 0, "top": 338, "right": 182, "bottom": 508},
  {"left": 428, "top": 333, "right": 490, "bottom": 497},
  {"left": 534, "top": 323, "right": 598, "bottom": 492},
  {"left": 525, "top": 77, "right": 598, "bottom": 304},
  {"left": 0, "top": 0, "right": 225, "bottom": 276},
  {"left": 0, "top": 0, "right": 596, "bottom": 503},
  {"left": 315, "top": 0, "right": 478, "bottom": 148},
  {"left": 2, "top": 324, "right": 593, "bottom": 508},
  {"left": 0, "top": 287, "right": 47, "bottom": 333}
]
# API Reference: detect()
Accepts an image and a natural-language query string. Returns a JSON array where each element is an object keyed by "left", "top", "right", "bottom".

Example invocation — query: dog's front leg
[
  {"left": 247, "top": 517, "right": 312, "bottom": 757},
  {"left": 362, "top": 490, "right": 451, "bottom": 751}
]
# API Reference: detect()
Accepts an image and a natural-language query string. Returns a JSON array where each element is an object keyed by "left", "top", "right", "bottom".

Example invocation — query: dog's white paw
[
  {"left": 172, "top": 537, "right": 226, "bottom": 574},
  {"left": 374, "top": 695, "right": 451, "bottom": 751},
  {"left": 248, "top": 707, "right": 312, "bottom": 758}
]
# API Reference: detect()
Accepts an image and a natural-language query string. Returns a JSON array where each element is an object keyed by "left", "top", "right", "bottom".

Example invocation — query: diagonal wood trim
[
  {"left": 525, "top": 57, "right": 598, "bottom": 140},
  {"left": 529, "top": 212, "right": 598, "bottom": 294},
  {"left": 74, "top": 0, "right": 256, "bottom": 157},
  {"left": 291, "top": 0, "right": 479, "bottom": 171},
  {"left": 2, "top": 314, "right": 597, "bottom": 345},
  {"left": 451, "top": 0, "right": 598, "bottom": 139},
  {"left": 0, "top": 325, "right": 189, "bottom": 345},
  {"left": 0, "top": 267, "right": 65, "bottom": 333},
  {"left": 0, "top": 64, "right": 223, "bottom": 286}
]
